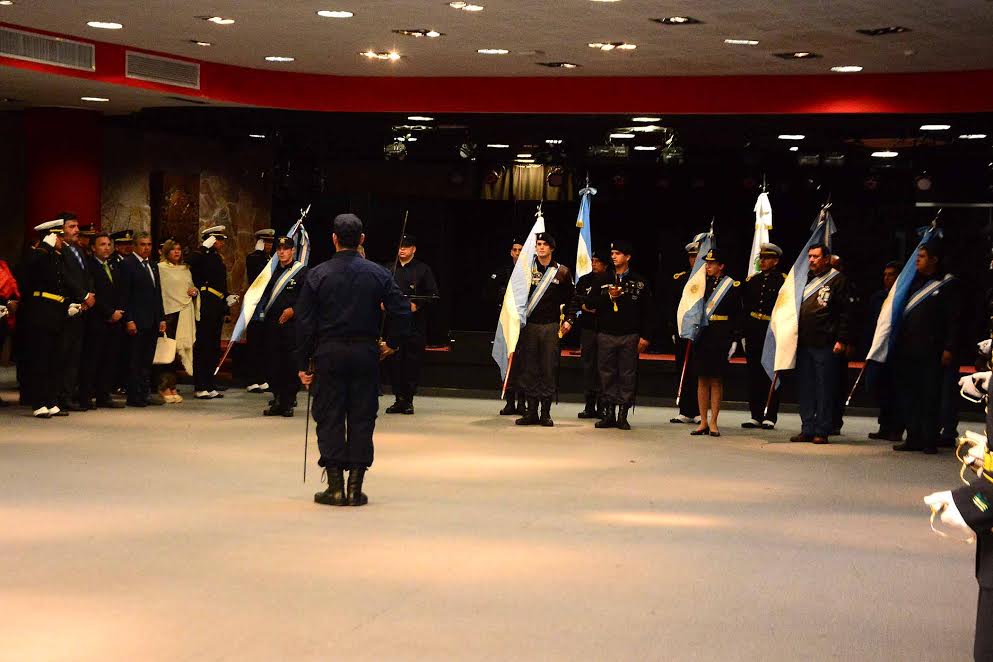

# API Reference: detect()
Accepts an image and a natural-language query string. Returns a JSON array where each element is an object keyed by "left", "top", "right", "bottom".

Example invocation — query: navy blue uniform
[
  {"left": 244, "top": 249, "right": 270, "bottom": 386},
  {"left": 188, "top": 247, "right": 228, "bottom": 392},
  {"left": 256, "top": 261, "right": 307, "bottom": 410},
  {"left": 18, "top": 244, "right": 68, "bottom": 410},
  {"left": 295, "top": 250, "right": 412, "bottom": 470},
  {"left": 742, "top": 269, "right": 785, "bottom": 423},
  {"left": 383, "top": 257, "right": 439, "bottom": 406},
  {"left": 669, "top": 270, "right": 699, "bottom": 419}
]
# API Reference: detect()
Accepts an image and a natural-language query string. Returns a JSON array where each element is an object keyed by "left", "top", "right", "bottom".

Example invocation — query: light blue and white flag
[
  {"left": 492, "top": 208, "right": 545, "bottom": 382},
  {"left": 866, "top": 223, "right": 943, "bottom": 363},
  {"left": 747, "top": 191, "right": 773, "bottom": 277},
  {"left": 574, "top": 185, "right": 596, "bottom": 283},
  {"left": 762, "top": 206, "right": 837, "bottom": 381},
  {"left": 676, "top": 231, "right": 715, "bottom": 342}
]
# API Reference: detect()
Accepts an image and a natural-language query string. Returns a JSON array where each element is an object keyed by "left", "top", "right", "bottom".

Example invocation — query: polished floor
[{"left": 0, "top": 386, "right": 983, "bottom": 661}]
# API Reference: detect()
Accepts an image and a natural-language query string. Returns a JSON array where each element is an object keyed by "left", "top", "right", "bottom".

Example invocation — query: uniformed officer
[
  {"left": 188, "top": 225, "right": 237, "bottom": 399},
  {"left": 741, "top": 242, "right": 785, "bottom": 429},
  {"left": 514, "top": 232, "right": 576, "bottom": 427},
  {"left": 593, "top": 241, "right": 655, "bottom": 430},
  {"left": 245, "top": 228, "right": 275, "bottom": 394},
  {"left": 891, "top": 240, "right": 960, "bottom": 454},
  {"left": 494, "top": 238, "right": 527, "bottom": 416},
  {"left": 573, "top": 249, "right": 611, "bottom": 419},
  {"left": 689, "top": 249, "right": 741, "bottom": 437},
  {"left": 108, "top": 229, "right": 134, "bottom": 393},
  {"left": 77, "top": 223, "right": 97, "bottom": 255},
  {"left": 668, "top": 238, "right": 702, "bottom": 424},
  {"left": 110, "top": 230, "right": 134, "bottom": 265},
  {"left": 383, "top": 234, "right": 439, "bottom": 415},
  {"left": 55, "top": 213, "right": 95, "bottom": 412},
  {"left": 297, "top": 213, "right": 412, "bottom": 507},
  {"left": 256, "top": 236, "right": 307, "bottom": 417},
  {"left": 19, "top": 220, "right": 71, "bottom": 418}
]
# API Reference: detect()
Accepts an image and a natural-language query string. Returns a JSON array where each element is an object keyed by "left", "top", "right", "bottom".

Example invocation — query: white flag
[{"left": 747, "top": 192, "right": 772, "bottom": 277}]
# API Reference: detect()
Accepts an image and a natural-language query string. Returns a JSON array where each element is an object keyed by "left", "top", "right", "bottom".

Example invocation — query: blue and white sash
[
  {"left": 263, "top": 261, "right": 305, "bottom": 316},
  {"left": 802, "top": 268, "right": 840, "bottom": 303},
  {"left": 704, "top": 276, "right": 734, "bottom": 321},
  {"left": 904, "top": 273, "right": 954, "bottom": 316},
  {"left": 525, "top": 261, "right": 559, "bottom": 317}
]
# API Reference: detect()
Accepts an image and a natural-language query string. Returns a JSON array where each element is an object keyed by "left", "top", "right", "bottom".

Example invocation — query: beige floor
[{"left": 0, "top": 390, "right": 983, "bottom": 661}]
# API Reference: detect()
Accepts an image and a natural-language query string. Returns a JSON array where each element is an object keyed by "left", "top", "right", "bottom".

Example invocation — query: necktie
[
  {"left": 144, "top": 260, "right": 156, "bottom": 287},
  {"left": 72, "top": 247, "right": 85, "bottom": 270},
  {"left": 103, "top": 261, "right": 113, "bottom": 283}
]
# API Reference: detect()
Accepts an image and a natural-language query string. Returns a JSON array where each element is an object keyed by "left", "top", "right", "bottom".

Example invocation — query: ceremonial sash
[
  {"left": 801, "top": 269, "right": 840, "bottom": 303},
  {"left": 904, "top": 273, "right": 954, "bottom": 316},
  {"left": 263, "top": 262, "right": 305, "bottom": 314},
  {"left": 525, "top": 262, "right": 559, "bottom": 317},
  {"left": 704, "top": 276, "right": 734, "bottom": 321}
]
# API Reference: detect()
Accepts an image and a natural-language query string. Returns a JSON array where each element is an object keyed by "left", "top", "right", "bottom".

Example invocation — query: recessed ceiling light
[
  {"left": 545, "top": 139, "right": 563, "bottom": 145},
  {"left": 633, "top": 145, "right": 658, "bottom": 151},
  {"left": 486, "top": 144, "right": 510, "bottom": 148},
  {"left": 537, "top": 62, "right": 581, "bottom": 68},
  {"left": 589, "top": 0, "right": 620, "bottom": 2},
  {"left": 449, "top": 1, "right": 484, "bottom": 11},
  {"left": 515, "top": 159, "right": 536, "bottom": 163},
  {"left": 360, "top": 50, "right": 403, "bottom": 61},
  {"left": 830, "top": 65, "right": 863, "bottom": 73},
  {"left": 393, "top": 29, "right": 445, "bottom": 38},
  {"left": 872, "top": 151, "right": 899, "bottom": 158},
  {"left": 627, "top": 125, "right": 663, "bottom": 133},
  {"left": 191, "top": 40, "right": 212, "bottom": 47},
  {"left": 632, "top": 117, "right": 660, "bottom": 122},
  {"left": 959, "top": 134, "right": 988, "bottom": 140},
  {"left": 920, "top": 124, "right": 951, "bottom": 131},
  {"left": 652, "top": 16, "right": 703, "bottom": 25},
  {"left": 87, "top": 21, "right": 123, "bottom": 30},
  {"left": 0, "top": 1, "right": 15, "bottom": 6},
  {"left": 724, "top": 39, "right": 758, "bottom": 46},
  {"left": 317, "top": 10, "right": 354, "bottom": 18},
  {"left": 610, "top": 133, "right": 635, "bottom": 139},
  {"left": 478, "top": 48, "right": 509, "bottom": 55},
  {"left": 265, "top": 56, "right": 295, "bottom": 62},
  {"left": 249, "top": 134, "right": 266, "bottom": 139},
  {"left": 201, "top": 16, "right": 235, "bottom": 25},
  {"left": 774, "top": 52, "right": 821, "bottom": 59},
  {"left": 407, "top": 116, "right": 434, "bottom": 121},
  {"left": 588, "top": 42, "right": 637, "bottom": 51},
  {"left": 516, "top": 153, "right": 532, "bottom": 158},
  {"left": 80, "top": 96, "right": 109, "bottom": 102},
  {"left": 789, "top": 146, "right": 799, "bottom": 152},
  {"left": 778, "top": 134, "right": 805, "bottom": 140},
  {"left": 857, "top": 26, "right": 911, "bottom": 37}
]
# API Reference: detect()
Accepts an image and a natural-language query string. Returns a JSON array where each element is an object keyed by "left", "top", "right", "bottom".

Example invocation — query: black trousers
[
  {"left": 976, "top": 588, "right": 993, "bottom": 662},
  {"left": 23, "top": 323, "right": 63, "bottom": 409},
  {"left": 597, "top": 332, "right": 639, "bottom": 406},
  {"left": 58, "top": 313, "right": 85, "bottom": 405},
  {"left": 127, "top": 328, "right": 158, "bottom": 403},
  {"left": 313, "top": 339, "right": 380, "bottom": 470},
  {"left": 519, "top": 322, "right": 559, "bottom": 400},
  {"left": 745, "top": 327, "right": 778, "bottom": 423},
  {"left": 79, "top": 319, "right": 121, "bottom": 404},
  {"left": 580, "top": 328, "right": 600, "bottom": 397},
  {"left": 387, "top": 333, "right": 425, "bottom": 402},
  {"left": 674, "top": 338, "right": 699, "bottom": 417},
  {"left": 866, "top": 361, "right": 901, "bottom": 435},
  {"left": 193, "top": 297, "right": 225, "bottom": 391},
  {"left": 895, "top": 350, "right": 942, "bottom": 450},
  {"left": 263, "top": 320, "right": 299, "bottom": 408},
  {"left": 245, "top": 320, "right": 266, "bottom": 385}
]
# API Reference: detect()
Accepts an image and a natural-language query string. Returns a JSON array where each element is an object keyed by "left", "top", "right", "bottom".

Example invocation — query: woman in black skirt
[{"left": 691, "top": 249, "right": 742, "bottom": 437}]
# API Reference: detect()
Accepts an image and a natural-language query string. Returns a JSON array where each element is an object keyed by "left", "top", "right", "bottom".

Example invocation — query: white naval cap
[
  {"left": 759, "top": 242, "right": 783, "bottom": 258},
  {"left": 201, "top": 225, "right": 228, "bottom": 240},
  {"left": 254, "top": 228, "right": 275, "bottom": 239},
  {"left": 34, "top": 219, "right": 64, "bottom": 233}
]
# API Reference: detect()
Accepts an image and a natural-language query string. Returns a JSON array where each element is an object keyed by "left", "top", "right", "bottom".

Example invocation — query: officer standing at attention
[
  {"left": 188, "top": 225, "right": 238, "bottom": 399},
  {"left": 384, "top": 234, "right": 439, "bottom": 415},
  {"left": 110, "top": 230, "right": 134, "bottom": 266},
  {"left": 297, "top": 213, "right": 412, "bottom": 507},
  {"left": 245, "top": 228, "right": 275, "bottom": 394},
  {"left": 741, "top": 243, "right": 785, "bottom": 430},
  {"left": 56, "top": 213, "right": 95, "bottom": 412},
  {"left": 593, "top": 241, "right": 655, "bottom": 431},
  {"left": 573, "top": 249, "right": 611, "bottom": 419},
  {"left": 257, "top": 236, "right": 307, "bottom": 417},
  {"left": 668, "top": 237, "right": 703, "bottom": 425},
  {"left": 494, "top": 238, "right": 527, "bottom": 416}
]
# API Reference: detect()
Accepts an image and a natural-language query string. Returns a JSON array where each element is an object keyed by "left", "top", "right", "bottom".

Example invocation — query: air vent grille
[
  {"left": 0, "top": 27, "right": 95, "bottom": 71},
  {"left": 126, "top": 52, "right": 200, "bottom": 89}
]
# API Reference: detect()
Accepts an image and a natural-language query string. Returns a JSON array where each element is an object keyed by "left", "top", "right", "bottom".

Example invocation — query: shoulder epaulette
[
  {"left": 733, "top": 280, "right": 741, "bottom": 287},
  {"left": 780, "top": 272, "right": 787, "bottom": 280},
  {"left": 673, "top": 271, "right": 686, "bottom": 279},
  {"left": 746, "top": 273, "right": 756, "bottom": 282}
]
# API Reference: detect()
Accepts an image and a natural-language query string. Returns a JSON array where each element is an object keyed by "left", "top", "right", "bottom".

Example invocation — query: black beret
[
  {"left": 400, "top": 234, "right": 417, "bottom": 248},
  {"left": 535, "top": 232, "right": 556, "bottom": 249},
  {"left": 611, "top": 240, "right": 634, "bottom": 256}
]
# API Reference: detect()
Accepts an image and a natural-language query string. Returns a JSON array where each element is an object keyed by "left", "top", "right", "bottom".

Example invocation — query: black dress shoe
[
  {"left": 892, "top": 442, "right": 917, "bottom": 452},
  {"left": 95, "top": 400, "right": 126, "bottom": 409},
  {"left": 385, "top": 401, "right": 406, "bottom": 414},
  {"left": 49, "top": 408, "right": 70, "bottom": 417},
  {"left": 922, "top": 446, "right": 938, "bottom": 455},
  {"left": 741, "top": 420, "right": 759, "bottom": 429},
  {"left": 127, "top": 400, "right": 148, "bottom": 408},
  {"left": 60, "top": 402, "right": 85, "bottom": 412},
  {"left": 499, "top": 401, "right": 517, "bottom": 415},
  {"left": 690, "top": 427, "right": 710, "bottom": 436},
  {"left": 214, "top": 384, "right": 228, "bottom": 391}
]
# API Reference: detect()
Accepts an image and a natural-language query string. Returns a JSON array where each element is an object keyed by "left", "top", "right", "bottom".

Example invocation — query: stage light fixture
[
  {"left": 544, "top": 139, "right": 563, "bottom": 145},
  {"left": 872, "top": 151, "right": 899, "bottom": 158},
  {"left": 778, "top": 134, "right": 805, "bottom": 140},
  {"left": 249, "top": 133, "right": 266, "bottom": 139},
  {"left": 407, "top": 116, "right": 434, "bottom": 121},
  {"left": 633, "top": 145, "right": 658, "bottom": 151},
  {"left": 960, "top": 134, "right": 988, "bottom": 140},
  {"left": 632, "top": 117, "right": 660, "bottom": 122},
  {"left": 610, "top": 133, "right": 635, "bottom": 139},
  {"left": 789, "top": 146, "right": 799, "bottom": 152},
  {"left": 920, "top": 124, "right": 951, "bottom": 131}
]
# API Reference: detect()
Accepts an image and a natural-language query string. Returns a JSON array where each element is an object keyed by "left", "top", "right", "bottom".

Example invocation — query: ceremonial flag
[
  {"left": 492, "top": 208, "right": 545, "bottom": 382},
  {"left": 574, "top": 185, "right": 596, "bottom": 283},
  {"left": 866, "top": 223, "right": 943, "bottom": 363},
  {"left": 229, "top": 205, "right": 311, "bottom": 345},
  {"left": 676, "top": 231, "right": 715, "bottom": 342},
  {"left": 747, "top": 191, "right": 773, "bottom": 277},
  {"left": 762, "top": 206, "right": 837, "bottom": 381}
]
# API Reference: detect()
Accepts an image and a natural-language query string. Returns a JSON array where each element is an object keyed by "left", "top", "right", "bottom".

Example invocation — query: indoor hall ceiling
[{"left": 2, "top": 0, "right": 993, "bottom": 77}]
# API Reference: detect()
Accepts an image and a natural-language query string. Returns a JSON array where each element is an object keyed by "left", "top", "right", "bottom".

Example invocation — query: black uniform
[
  {"left": 188, "top": 246, "right": 228, "bottom": 392},
  {"left": 59, "top": 242, "right": 94, "bottom": 409},
  {"left": 517, "top": 260, "right": 576, "bottom": 403},
  {"left": 245, "top": 248, "right": 270, "bottom": 387},
  {"left": 742, "top": 269, "right": 785, "bottom": 423},
  {"left": 255, "top": 261, "right": 307, "bottom": 412},
  {"left": 670, "top": 270, "right": 700, "bottom": 420},
  {"left": 692, "top": 276, "right": 742, "bottom": 377},
  {"left": 594, "top": 270, "right": 655, "bottom": 408},
  {"left": 296, "top": 249, "right": 412, "bottom": 471},
  {"left": 18, "top": 243, "right": 68, "bottom": 411},
  {"left": 384, "top": 258, "right": 439, "bottom": 408},
  {"left": 574, "top": 270, "right": 610, "bottom": 409},
  {"left": 78, "top": 255, "right": 125, "bottom": 407},
  {"left": 893, "top": 273, "right": 960, "bottom": 452},
  {"left": 952, "top": 468, "right": 993, "bottom": 661}
]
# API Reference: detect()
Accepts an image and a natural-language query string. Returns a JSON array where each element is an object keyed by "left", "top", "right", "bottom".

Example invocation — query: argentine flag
[
  {"left": 762, "top": 206, "right": 837, "bottom": 381},
  {"left": 229, "top": 205, "right": 311, "bottom": 345},
  {"left": 676, "top": 231, "right": 715, "bottom": 342},
  {"left": 747, "top": 191, "right": 773, "bottom": 277},
  {"left": 866, "top": 223, "right": 942, "bottom": 363},
  {"left": 574, "top": 185, "right": 596, "bottom": 283},
  {"left": 492, "top": 210, "right": 545, "bottom": 382}
]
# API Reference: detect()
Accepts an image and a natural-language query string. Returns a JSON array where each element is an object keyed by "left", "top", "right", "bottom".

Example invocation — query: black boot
[
  {"left": 346, "top": 468, "right": 369, "bottom": 506},
  {"left": 595, "top": 398, "right": 606, "bottom": 419},
  {"left": 595, "top": 405, "right": 617, "bottom": 429},
  {"left": 515, "top": 398, "right": 540, "bottom": 425},
  {"left": 539, "top": 399, "right": 554, "bottom": 427},
  {"left": 385, "top": 398, "right": 407, "bottom": 414},
  {"left": 616, "top": 405, "right": 631, "bottom": 430},
  {"left": 314, "top": 469, "right": 346, "bottom": 506},
  {"left": 577, "top": 394, "right": 598, "bottom": 419},
  {"left": 499, "top": 391, "right": 517, "bottom": 415}
]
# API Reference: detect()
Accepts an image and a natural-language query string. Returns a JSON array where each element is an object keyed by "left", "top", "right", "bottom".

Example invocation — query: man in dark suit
[
  {"left": 56, "top": 213, "right": 95, "bottom": 411},
  {"left": 78, "top": 233, "right": 126, "bottom": 409},
  {"left": 120, "top": 232, "right": 166, "bottom": 407}
]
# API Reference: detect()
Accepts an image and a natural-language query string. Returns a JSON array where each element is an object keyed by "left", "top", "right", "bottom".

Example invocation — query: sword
[
  {"left": 675, "top": 340, "right": 692, "bottom": 407},
  {"left": 379, "top": 210, "right": 410, "bottom": 342},
  {"left": 845, "top": 364, "right": 865, "bottom": 407},
  {"left": 303, "top": 356, "right": 314, "bottom": 483},
  {"left": 763, "top": 372, "right": 778, "bottom": 419}
]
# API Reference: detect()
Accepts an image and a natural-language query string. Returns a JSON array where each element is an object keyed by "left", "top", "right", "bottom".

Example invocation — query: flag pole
[
  {"left": 501, "top": 353, "right": 515, "bottom": 399},
  {"left": 675, "top": 341, "right": 692, "bottom": 407},
  {"left": 213, "top": 340, "right": 235, "bottom": 376},
  {"left": 845, "top": 364, "right": 865, "bottom": 407},
  {"left": 763, "top": 372, "right": 778, "bottom": 418}
]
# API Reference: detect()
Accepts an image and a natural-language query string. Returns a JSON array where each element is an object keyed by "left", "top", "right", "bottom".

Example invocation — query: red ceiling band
[{"left": 4, "top": 21, "right": 993, "bottom": 114}]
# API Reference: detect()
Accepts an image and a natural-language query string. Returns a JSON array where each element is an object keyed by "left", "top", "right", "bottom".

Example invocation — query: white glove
[
  {"left": 924, "top": 491, "right": 972, "bottom": 536},
  {"left": 0, "top": 305, "right": 7, "bottom": 319},
  {"left": 961, "top": 430, "right": 989, "bottom": 472},
  {"left": 979, "top": 339, "right": 992, "bottom": 359},
  {"left": 961, "top": 372, "right": 991, "bottom": 403},
  {"left": 727, "top": 341, "right": 737, "bottom": 361},
  {"left": 202, "top": 235, "right": 217, "bottom": 249},
  {"left": 741, "top": 338, "right": 747, "bottom": 355},
  {"left": 254, "top": 239, "right": 264, "bottom": 251},
  {"left": 226, "top": 294, "right": 240, "bottom": 307},
  {"left": 671, "top": 334, "right": 677, "bottom": 346},
  {"left": 67, "top": 303, "right": 82, "bottom": 317},
  {"left": 42, "top": 233, "right": 57, "bottom": 248}
]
